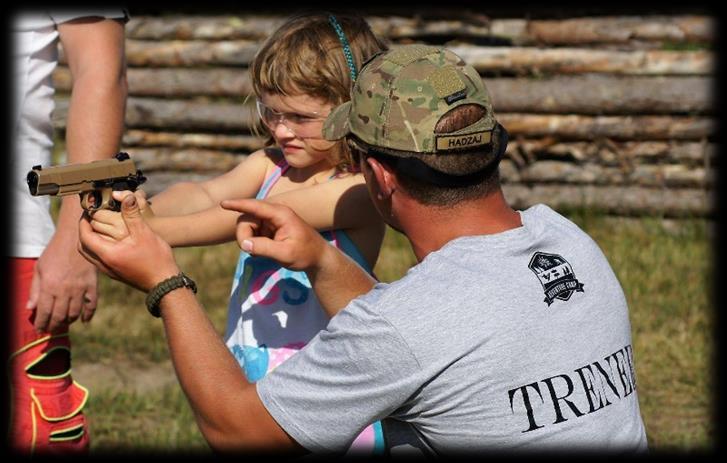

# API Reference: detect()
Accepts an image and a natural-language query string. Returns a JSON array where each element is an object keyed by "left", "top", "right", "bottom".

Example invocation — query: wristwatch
[{"left": 145, "top": 272, "right": 197, "bottom": 318}]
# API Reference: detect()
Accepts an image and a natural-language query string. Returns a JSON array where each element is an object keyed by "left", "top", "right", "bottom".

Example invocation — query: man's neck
[{"left": 398, "top": 188, "right": 523, "bottom": 262}]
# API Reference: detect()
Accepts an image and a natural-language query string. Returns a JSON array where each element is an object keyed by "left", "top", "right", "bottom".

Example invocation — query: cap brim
[{"left": 322, "top": 101, "right": 352, "bottom": 141}]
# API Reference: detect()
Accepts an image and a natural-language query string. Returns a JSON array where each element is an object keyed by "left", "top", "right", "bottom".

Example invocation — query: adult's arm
[
  {"left": 78, "top": 194, "right": 303, "bottom": 453},
  {"left": 28, "top": 16, "right": 127, "bottom": 332}
]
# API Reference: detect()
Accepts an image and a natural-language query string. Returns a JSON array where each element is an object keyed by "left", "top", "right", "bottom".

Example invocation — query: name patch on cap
[{"left": 435, "top": 130, "right": 492, "bottom": 151}]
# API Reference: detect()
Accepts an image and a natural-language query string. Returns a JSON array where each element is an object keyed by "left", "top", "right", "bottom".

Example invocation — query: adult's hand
[
  {"left": 79, "top": 193, "right": 181, "bottom": 293},
  {"left": 220, "top": 198, "right": 330, "bottom": 272},
  {"left": 27, "top": 224, "right": 98, "bottom": 333},
  {"left": 89, "top": 190, "right": 153, "bottom": 241},
  {"left": 220, "top": 198, "right": 376, "bottom": 317}
]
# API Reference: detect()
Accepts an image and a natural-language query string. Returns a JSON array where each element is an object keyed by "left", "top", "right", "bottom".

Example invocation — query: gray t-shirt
[{"left": 257, "top": 204, "right": 648, "bottom": 455}]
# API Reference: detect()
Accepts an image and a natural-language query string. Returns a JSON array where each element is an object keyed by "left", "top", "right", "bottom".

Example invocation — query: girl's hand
[{"left": 89, "top": 190, "right": 153, "bottom": 240}]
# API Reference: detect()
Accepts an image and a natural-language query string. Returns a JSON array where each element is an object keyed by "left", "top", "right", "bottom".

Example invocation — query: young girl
[{"left": 92, "top": 12, "right": 387, "bottom": 454}]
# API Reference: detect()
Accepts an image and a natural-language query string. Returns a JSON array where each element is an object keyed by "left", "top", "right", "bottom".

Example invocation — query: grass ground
[{"left": 68, "top": 211, "right": 714, "bottom": 453}]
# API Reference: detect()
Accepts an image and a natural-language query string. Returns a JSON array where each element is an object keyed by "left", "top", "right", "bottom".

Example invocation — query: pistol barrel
[{"left": 27, "top": 152, "right": 145, "bottom": 198}]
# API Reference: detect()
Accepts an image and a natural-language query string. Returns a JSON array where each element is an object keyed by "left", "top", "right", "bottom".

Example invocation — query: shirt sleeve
[
  {"left": 49, "top": 9, "right": 130, "bottom": 25},
  {"left": 256, "top": 287, "right": 422, "bottom": 453}
]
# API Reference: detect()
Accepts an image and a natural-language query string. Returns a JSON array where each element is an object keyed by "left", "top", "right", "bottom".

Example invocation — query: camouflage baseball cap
[{"left": 323, "top": 45, "right": 500, "bottom": 161}]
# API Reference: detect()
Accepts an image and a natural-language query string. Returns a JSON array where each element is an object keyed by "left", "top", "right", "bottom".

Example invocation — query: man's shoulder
[
  {"left": 522, "top": 204, "right": 599, "bottom": 247},
  {"left": 349, "top": 268, "right": 425, "bottom": 313}
]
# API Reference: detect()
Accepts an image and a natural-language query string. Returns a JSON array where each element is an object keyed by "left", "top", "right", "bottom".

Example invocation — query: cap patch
[
  {"left": 427, "top": 65, "right": 466, "bottom": 104},
  {"left": 435, "top": 130, "right": 492, "bottom": 151},
  {"left": 385, "top": 45, "right": 440, "bottom": 66}
]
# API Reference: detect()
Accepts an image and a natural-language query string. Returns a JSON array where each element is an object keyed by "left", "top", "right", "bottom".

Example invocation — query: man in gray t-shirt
[
  {"left": 78, "top": 45, "right": 647, "bottom": 455},
  {"left": 256, "top": 203, "right": 647, "bottom": 454}
]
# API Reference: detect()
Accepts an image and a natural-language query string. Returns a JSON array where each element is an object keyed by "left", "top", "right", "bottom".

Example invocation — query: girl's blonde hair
[{"left": 250, "top": 11, "right": 388, "bottom": 172}]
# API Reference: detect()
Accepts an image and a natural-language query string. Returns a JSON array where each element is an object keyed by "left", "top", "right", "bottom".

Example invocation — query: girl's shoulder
[
  {"left": 245, "top": 147, "right": 285, "bottom": 178},
  {"left": 262, "top": 146, "right": 285, "bottom": 165},
  {"left": 247, "top": 146, "right": 284, "bottom": 166},
  {"left": 331, "top": 169, "right": 361, "bottom": 180}
]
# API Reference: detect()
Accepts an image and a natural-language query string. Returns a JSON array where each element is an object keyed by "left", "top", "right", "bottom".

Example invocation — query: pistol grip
[{"left": 80, "top": 189, "right": 118, "bottom": 212}]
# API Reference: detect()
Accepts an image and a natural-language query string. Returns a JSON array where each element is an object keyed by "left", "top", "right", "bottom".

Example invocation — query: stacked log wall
[{"left": 52, "top": 12, "right": 715, "bottom": 217}]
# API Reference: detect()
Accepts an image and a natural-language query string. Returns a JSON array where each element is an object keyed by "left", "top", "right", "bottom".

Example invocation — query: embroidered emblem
[{"left": 528, "top": 252, "right": 585, "bottom": 306}]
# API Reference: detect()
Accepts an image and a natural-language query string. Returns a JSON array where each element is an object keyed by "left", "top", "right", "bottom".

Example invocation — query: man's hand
[
  {"left": 220, "top": 198, "right": 330, "bottom": 272},
  {"left": 27, "top": 225, "right": 98, "bottom": 333},
  {"left": 88, "top": 190, "right": 153, "bottom": 241},
  {"left": 220, "top": 199, "right": 376, "bottom": 317},
  {"left": 79, "top": 193, "right": 180, "bottom": 293}
]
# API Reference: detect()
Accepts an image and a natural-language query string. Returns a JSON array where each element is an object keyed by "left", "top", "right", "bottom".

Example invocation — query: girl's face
[{"left": 258, "top": 92, "right": 336, "bottom": 169}]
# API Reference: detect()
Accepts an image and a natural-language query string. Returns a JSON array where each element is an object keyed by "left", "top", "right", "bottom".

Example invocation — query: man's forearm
[
  {"left": 157, "top": 286, "right": 298, "bottom": 451},
  {"left": 66, "top": 73, "right": 126, "bottom": 163},
  {"left": 62, "top": 16, "right": 127, "bottom": 165},
  {"left": 159, "top": 287, "right": 249, "bottom": 442},
  {"left": 307, "top": 244, "right": 377, "bottom": 317},
  {"left": 54, "top": 196, "right": 88, "bottom": 242}
]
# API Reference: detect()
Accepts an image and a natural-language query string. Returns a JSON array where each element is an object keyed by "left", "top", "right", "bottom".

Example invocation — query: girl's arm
[
  {"left": 146, "top": 205, "right": 240, "bottom": 247},
  {"left": 148, "top": 174, "right": 381, "bottom": 248},
  {"left": 144, "top": 149, "right": 272, "bottom": 216},
  {"left": 90, "top": 150, "right": 271, "bottom": 245},
  {"left": 90, "top": 196, "right": 240, "bottom": 247},
  {"left": 91, "top": 172, "right": 385, "bottom": 259},
  {"left": 264, "top": 174, "right": 379, "bottom": 232},
  {"left": 264, "top": 174, "right": 386, "bottom": 269}
]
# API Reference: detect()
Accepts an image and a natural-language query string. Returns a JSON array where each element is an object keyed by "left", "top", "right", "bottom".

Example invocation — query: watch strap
[{"left": 145, "top": 273, "right": 197, "bottom": 318}]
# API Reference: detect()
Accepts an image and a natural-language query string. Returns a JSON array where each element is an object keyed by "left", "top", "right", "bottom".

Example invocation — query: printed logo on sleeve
[{"left": 528, "top": 252, "right": 585, "bottom": 306}]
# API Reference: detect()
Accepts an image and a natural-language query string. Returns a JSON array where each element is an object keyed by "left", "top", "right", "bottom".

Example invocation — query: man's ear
[{"left": 365, "top": 157, "right": 397, "bottom": 199}]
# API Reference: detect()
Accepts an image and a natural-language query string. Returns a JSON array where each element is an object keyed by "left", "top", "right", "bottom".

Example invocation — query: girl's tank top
[
  {"left": 225, "top": 156, "right": 371, "bottom": 376},
  {"left": 224, "top": 156, "right": 384, "bottom": 454}
]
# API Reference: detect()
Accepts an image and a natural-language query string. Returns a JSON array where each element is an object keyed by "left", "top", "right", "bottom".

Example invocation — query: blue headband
[{"left": 328, "top": 15, "right": 357, "bottom": 82}]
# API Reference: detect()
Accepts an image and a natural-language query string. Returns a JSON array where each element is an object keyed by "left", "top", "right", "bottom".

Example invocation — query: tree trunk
[
  {"left": 53, "top": 76, "right": 712, "bottom": 132},
  {"left": 122, "top": 15, "right": 713, "bottom": 46},
  {"left": 54, "top": 66, "right": 253, "bottom": 97},
  {"left": 64, "top": 44, "right": 712, "bottom": 74},
  {"left": 525, "top": 15, "right": 712, "bottom": 46},
  {"left": 125, "top": 39, "right": 260, "bottom": 67},
  {"left": 448, "top": 45, "right": 712, "bottom": 75},
  {"left": 505, "top": 140, "right": 713, "bottom": 165},
  {"left": 129, "top": 148, "right": 247, "bottom": 172},
  {"left": 502, "top": 184, "right": 712, "bottom": 217},
  {"left": 497, "top": 114, "right": 714, "bottom": 140},
  {"left": 123, "top": 129, "right": 265, "bottom": 151},
  {"left": 499, "top": 159, "right": 712, "bottom": 188},
  {"left": 487, "top": 75, "right": 712, "bottom": 114}
]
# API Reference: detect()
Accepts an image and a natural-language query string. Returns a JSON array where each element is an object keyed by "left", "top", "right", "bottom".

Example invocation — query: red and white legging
[{"left": 8, "top": 258, "right": 90, "bottom": 455}]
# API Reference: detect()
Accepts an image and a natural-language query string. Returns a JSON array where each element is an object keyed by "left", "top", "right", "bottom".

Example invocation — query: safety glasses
[{"left": 255, "top": 100, "right": 328, "bottom": 139}]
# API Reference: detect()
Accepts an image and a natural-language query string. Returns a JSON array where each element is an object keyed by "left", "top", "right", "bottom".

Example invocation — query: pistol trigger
[
  {"left": 108, "top": 198, "right": 119, "bottom": 212},
  {"left": 80, "top": 192, "right": 92, "bottom": 211}
]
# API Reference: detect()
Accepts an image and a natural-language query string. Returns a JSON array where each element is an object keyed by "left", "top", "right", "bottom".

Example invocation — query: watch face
[{"left": 182, "top": 274, "right": 197, "bottom": 292}]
